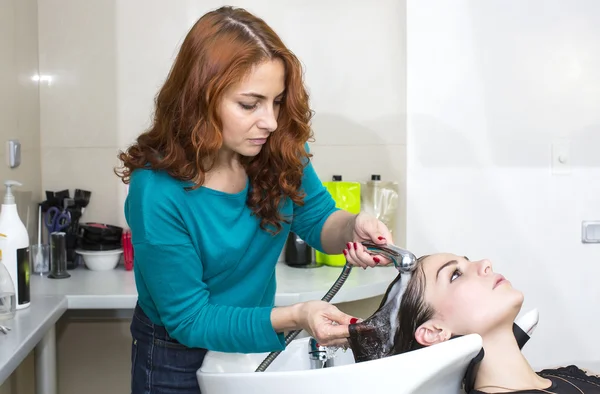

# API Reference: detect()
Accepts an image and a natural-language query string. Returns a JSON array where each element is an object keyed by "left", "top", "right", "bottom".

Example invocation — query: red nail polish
[
  {"left": 378, "top": 236, "right": 385, "bottom": 241},
  {"left": 373, "top": 257, "right": 380, "bottom": 263},
  {"left": 347, "top": 242, "right": 352, "bottom": 249},
  {"left": 343, "top": 249, "right": 347, "bottom": 256},
  {"left": 350, "top": 318, "right": 358, "bottom": 324},
  {"left": 354, "top": 242, "right": 358, "bottom": 250}
]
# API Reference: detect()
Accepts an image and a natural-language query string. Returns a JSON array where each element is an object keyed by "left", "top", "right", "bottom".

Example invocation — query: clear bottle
[
  {"left": 361, "top": 175, "right": 399, "bottom": 238},
  {"left": 0, "top": 233, "right": 17, "bottom": 321}
]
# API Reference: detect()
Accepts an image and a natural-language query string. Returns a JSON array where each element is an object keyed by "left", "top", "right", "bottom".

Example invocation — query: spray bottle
[{"left": 0, "top": 181, "right": 31, "bottom": 309}]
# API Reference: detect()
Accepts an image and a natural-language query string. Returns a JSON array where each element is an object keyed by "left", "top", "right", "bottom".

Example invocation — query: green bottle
[{"left": 316, "top": 175, "right": 361, "bottom": 267}]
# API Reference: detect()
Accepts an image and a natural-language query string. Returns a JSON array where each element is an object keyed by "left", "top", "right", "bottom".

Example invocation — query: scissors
[{"left": 45, "top": 207, "right": 71, "bottom": 233}]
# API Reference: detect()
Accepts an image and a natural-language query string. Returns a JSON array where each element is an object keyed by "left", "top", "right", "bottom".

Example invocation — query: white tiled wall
[
  {"left": 37, "top": 0, "right": 407, "bottom": 239},
  {"left": 0, "top": 0, "right": 41, "bottom": 392},
  {"left": 29, "top": 2, "right": 407, "bottom": 394},
  {"left": 38, "top": 0, "right": 121, "bottom": 226},
  {"left": 0, "top": 0, "right": 41, "bottom": 242},
  {"left": 406, "top": 0, "right": 600, "bottom": 370},
  {"left": 0, "top": 0, "right": 41, "bottom": 241}
]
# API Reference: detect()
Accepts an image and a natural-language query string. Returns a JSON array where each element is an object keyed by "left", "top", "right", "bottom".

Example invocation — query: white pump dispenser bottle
[{"left": 0, "top": 180, "right": 31, "bottom": 309}]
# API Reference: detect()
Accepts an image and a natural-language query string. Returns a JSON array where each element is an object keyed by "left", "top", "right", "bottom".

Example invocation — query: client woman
[{"left": 349, "top": 253, "right": 600, "bottom": 393}]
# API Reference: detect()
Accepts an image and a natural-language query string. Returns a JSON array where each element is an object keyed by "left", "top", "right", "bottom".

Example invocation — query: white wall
[
  {"left": 406, "top": 0, "right": 600, "bottom": 370},
  {"left": 114, "top": 0, "right": 407, "bottom": 237},
  {"left": 0, "top": 0, "right": 41, "bottom": 392},
  {"left": 33, "top": 1, "right": 406, "bottom": 393},
  {"left": 36, "top": 0, "right": 407, "bottom": 240},
  {"left": 0, "top": 0, "right": 42, "bottom": 245},
  {"left": 38, "top": 0, "right": 120, "bottom": 227}
]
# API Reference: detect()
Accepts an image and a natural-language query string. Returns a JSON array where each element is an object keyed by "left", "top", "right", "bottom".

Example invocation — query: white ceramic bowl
[{"left": 76, "top": 249, "right": 123, "bottom": 271}]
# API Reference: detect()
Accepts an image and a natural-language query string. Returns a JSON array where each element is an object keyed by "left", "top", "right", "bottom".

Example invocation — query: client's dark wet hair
[
  {"left": 348, "top": 254, "right": 533, "bottom": 393},
  {"left": 395, "top": 255, "right": 436, "bottom": 352},
  {"left": 348, "top": 255, "right": 435, "bottom": 362}
]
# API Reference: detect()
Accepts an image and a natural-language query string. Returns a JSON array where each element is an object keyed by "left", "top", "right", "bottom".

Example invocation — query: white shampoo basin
[
  {"left": 197, "top": 309, "right": 539, "bottom": 394},
  {"left": 197, "top": 334, "right": 482, "bottom": 394}
]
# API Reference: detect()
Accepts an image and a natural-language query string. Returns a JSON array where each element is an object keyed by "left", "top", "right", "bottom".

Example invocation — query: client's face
[
  {"left": 347, "top": 252, "right": 526, "bottom": 362},
  {"left": 420, "top": 253, "right": 524, "bottom": 337}
]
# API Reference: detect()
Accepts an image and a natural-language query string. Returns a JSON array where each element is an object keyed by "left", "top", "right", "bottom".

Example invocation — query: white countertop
[
  {"left": 0, "top": 295, "right": 67, "bottom": 383},
  {"left": 31, "top": 267, "right": 138, "bottom": 309},
  {"left": 31, "top": 262, "right": 397, "bottom": 308},
  {"left": 274, "top": 263, "right": 395, "bottom": 305},
  {"left": 1, "top": 262, "right": 396, "bottom": 384}
]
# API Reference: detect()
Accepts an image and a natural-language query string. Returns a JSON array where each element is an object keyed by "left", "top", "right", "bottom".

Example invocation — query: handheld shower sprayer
[
  {"left": 254, "top": 241, "right": 417, "bottom": 372},
  {"left": 361, "top": 241, "right": 418, "bottom": 274},
  {"left": 346, "top": 244, "right": 419, "bottom": 363}
]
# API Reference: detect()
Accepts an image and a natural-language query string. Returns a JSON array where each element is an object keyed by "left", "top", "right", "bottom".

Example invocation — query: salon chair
[{"left": 197, "top": 309, "right": 539, "bottom": 394}]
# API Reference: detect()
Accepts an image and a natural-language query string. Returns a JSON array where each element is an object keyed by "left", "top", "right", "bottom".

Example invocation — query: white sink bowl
[
  {"left": 75, "top": 249, "right": 123, "bottom": 271},
  {"left": 197, "top": 309, "right": 540, "bottom": 394},
  {"left": 197, "top": 334, "right": 483, "bottom": 394}
]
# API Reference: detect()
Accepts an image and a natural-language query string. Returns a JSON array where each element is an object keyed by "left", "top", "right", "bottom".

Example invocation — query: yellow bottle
[{"left": 317, "top": 175, "right": 361, "bottom": 267}]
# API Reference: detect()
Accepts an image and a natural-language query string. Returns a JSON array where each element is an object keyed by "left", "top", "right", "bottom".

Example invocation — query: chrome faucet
[{"left": 308, "top": 338, "right": 335, "bottom": 369}]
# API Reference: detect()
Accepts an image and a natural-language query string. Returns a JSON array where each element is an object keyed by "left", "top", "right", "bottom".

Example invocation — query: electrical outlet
[{"left": 582, "top": 221, "right": 600, "bottom": 243}]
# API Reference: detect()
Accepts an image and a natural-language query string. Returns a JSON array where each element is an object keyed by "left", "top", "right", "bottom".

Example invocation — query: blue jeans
[{"left": 130, "top": 303, "right": 208, "bottom": 394}]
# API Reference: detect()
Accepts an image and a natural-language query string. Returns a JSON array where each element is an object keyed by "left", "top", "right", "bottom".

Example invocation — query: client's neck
[{"left": 474, "top": 326, "right": 551, "bottom": 393}]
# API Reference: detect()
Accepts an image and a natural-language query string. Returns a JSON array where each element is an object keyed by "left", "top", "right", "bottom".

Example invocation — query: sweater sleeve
[
  {"left": 133, "top": 241, "right": 285, "bottom": 353},
  {"left": 290, "top": 143, "right": 339, "bottom": 252},
  {"left": 126, "top": 171, "right": 285, "bottom": 353}
]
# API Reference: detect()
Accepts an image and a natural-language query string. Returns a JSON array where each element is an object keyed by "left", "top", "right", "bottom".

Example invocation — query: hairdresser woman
[{"left": 115, "top": 6, "right": 393, "bottom": 394}]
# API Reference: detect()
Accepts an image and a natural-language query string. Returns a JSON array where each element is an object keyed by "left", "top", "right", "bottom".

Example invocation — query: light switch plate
[
  {"left": 5, "top": 140, "right": 21, "bottom": 169},
  {"left": 582, "top": 221, "right": 600, "bottom": 243}
]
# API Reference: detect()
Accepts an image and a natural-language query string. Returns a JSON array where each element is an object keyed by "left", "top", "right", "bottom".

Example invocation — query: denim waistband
[{"left": 133, "top": 302, "right": 172, "bottom": 341}]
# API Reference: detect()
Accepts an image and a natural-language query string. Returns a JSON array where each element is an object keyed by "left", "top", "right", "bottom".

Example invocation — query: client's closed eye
[{"left": 450, "top": 269, "right": 462, "bottom": 282}]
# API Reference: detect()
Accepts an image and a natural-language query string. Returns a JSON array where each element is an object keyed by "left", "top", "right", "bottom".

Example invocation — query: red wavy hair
[{"left": 115, "top": 6, "right": 314, "bottom": 234}]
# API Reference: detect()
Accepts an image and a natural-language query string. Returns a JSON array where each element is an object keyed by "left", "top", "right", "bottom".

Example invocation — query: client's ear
[{"left": 414, "top": 320, "right": 452, "bottom": 347}]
